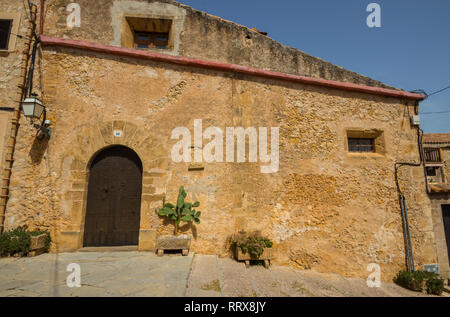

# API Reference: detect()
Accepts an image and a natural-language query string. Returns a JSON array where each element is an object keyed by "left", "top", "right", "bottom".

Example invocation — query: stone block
[
  {"left": 113, "top": 120, "right": 125, "bottom": 132},
  {"left": 156, "top": 235, "right": 191, "bottom": 253},
  {"left": 123, "top": 122, "right": 138, "bottom": 142},
  {"left": 29, "top": 234, "right": 47, "bottom": 250},
  {"left": 99, "top": 122, "right": 114, "bottom": 144},
  {"left": 138, "top": 229, "right": 157, "bottom": 251},
  {"left": 59, "top": 231, "right": 82, "bottom": 251}
]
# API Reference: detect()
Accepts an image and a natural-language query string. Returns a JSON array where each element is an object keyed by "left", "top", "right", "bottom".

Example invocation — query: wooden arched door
[{"left": 83, "top": 146, "right": 143, "bottom": 247}]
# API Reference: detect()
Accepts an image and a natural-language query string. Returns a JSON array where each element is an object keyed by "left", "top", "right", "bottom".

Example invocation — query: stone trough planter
[
  {"left": 235, "top": 248, "right": 274, "bottom": 268},
  {"left": 156, "top": 235, "right": 191, "bottom": 256},
  {"left": 28, "top": 234, "right": 48, "bottom": 257}
]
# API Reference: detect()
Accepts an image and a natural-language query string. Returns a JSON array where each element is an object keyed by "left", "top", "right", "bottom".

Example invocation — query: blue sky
[{"left": 181, "top": 0, "right": 450, "bottom": 133}]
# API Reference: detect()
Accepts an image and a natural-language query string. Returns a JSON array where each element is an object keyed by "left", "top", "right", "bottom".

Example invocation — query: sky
[{"left": 181, "top": 0, "right": 450, "bottom": 133}]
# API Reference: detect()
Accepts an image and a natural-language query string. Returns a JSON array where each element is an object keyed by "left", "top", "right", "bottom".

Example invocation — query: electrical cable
[
  {"left": 428, "top": 86, "right": 450, "bottom": 98},
  {"left": 421, "top": 110, "right": 450, "bottom": 115},
  {"left": 0, "top": 28, "right": 34, "bottom": 41},
  {"left": 410, "top": 85, "right": 450, "bottom": 100}
]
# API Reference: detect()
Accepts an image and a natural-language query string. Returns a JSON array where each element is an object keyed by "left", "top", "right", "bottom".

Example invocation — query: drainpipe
[
  {"left": 399, "top": 194, "right": 415, "bottom": 272},
  {"left": 393, "top": 100, "right": 428, "bottom": 272},
  {"left": 413, "top": 101, "right": 431, "bottom": 195},
  {"left": 39, "top": 0, "right": 45, "bottom": 35},
  {"left": 395, "top": 162, "right": 420, "bottom": 272},
  {"left": 0, "top": 2, "right": 37, "bottom": 234}
]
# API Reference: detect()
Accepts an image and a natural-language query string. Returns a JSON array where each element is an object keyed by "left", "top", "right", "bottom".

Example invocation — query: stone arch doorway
[{"left": 83, "top": 145, "right": 143, "bottom": 247}]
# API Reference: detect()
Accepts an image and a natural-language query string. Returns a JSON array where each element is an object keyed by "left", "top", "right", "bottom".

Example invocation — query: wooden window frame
[
  {"left": 133, "top": 31, "right": 169, "bottom": 50},
  {"left": 122, "top": 16, "right": 174, "bottom": 51},
  {"left": 0, "top": 13, "right": 21, "bottom": 53}
]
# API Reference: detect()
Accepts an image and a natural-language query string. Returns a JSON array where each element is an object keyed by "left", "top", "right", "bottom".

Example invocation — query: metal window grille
[
  {"left": 348, "top": 138, "right": 375, "bottom": 153},
  {"left": 134, "top": 32, "right": 169, "bottom": 49}
]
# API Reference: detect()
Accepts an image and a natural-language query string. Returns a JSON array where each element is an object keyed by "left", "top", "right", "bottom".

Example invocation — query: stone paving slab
[
  {"left": 186, "top": 254, "right": 221, "bottom": 297},
  {"left": 218, "top": 258, "right": 255, "bottom": 297},
  {"left": 247, "top": 266, "right": 283, "bottom": 297},
  {"left": 293, "top": 270, "right": 347, "bottom": 297},
  {"left": 270, "top": 266, "right": 315, "bottom": 297}
]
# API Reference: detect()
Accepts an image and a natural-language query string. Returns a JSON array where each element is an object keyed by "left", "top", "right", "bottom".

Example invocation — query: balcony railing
[{"left": 424, "top": 148, "right": 442, "bottom": 163}]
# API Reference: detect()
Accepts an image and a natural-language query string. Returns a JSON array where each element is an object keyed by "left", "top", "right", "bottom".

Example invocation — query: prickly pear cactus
[{"left": 158, "top": 186, "right": 201, "bottom": 235}]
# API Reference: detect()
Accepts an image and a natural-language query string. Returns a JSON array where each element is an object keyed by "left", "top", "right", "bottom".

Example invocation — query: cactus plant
[{"left": 158, "top": 186, "right": 201, "bottom": 235}]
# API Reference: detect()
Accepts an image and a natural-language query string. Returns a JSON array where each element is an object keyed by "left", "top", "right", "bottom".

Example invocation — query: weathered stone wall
[
  {"left": 0, "top": 0, "right": 29, "bottom": 106},
  {"left": 3, "top": 44, "right": 437, "bottom": 281},
  {"left": 43, "top": 0, "right": 393, "bottom": 88},
  {"left": 0, "top": 0, "right": 33, "bottom": 231}
]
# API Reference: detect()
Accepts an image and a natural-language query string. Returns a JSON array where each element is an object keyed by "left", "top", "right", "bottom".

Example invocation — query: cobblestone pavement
[{"left": 0, "top": 252, "right": 446, "bottom": 297}]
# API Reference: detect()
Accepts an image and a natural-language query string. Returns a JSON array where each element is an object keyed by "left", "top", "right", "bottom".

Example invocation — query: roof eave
[{"left": 39, "top": 35, "right": 425, "bottom": 101}]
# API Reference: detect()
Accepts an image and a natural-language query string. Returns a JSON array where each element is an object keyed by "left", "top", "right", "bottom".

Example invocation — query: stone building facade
[
  {"left": 0, "top": 0, "right": 442, "bottom": 282},
  {"left": 423, "top": 133, "right": 450, "bottom": 280},
  {"left": 0, "top": 0, "right": 37, "bottom": 240}
]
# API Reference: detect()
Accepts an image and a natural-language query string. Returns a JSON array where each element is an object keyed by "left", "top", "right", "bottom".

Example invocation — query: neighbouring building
[
  {"left": 423, "top": 133, "right": 450, "bottom": 281},
  {"left": 0, "top": 0, "right": 443, "bottom": 282}
]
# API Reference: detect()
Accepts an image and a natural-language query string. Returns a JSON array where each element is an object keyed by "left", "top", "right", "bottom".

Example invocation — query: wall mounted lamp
[{"left": 21, "top": 93, "right": 51, "bottom": 139}]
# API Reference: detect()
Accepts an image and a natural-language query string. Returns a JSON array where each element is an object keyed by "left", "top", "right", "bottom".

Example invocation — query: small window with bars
[
  {"left": 348, "top": 138, "right": 375, "bottom": 153},
  {"left": 0, "top": 19, "right": 13, "bottom": 50},
  {"left": 134, "top": 32, "right": 169, "bottom": 50}
]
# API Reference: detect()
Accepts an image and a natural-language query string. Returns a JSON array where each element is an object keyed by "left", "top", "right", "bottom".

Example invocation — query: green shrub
[
  {"left": 6, "top": 226, "right": 31, "bottom": 256},
  {"left": 426, "top": 276, "right": 445, "bottom": 295},
  {"left": 263, "top": 238, "right": 273, "bottom": 248},
  {"left": 394, "top": 270, "right": 444, "bottom": 295},
  {"left": 0, "top": 226, "right": 51, "bottom": 257},
  {"left": 394, "top": 270, "right": 421, "bottom": 291},
  {"left": 0, "top": 232, "right": 10, "bottom": 257}
]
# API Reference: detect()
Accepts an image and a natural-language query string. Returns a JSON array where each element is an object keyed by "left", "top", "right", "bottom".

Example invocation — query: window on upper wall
[
  {"left": 346, "top": 129, "right": 385, "bottom": 155},
  {"left": 122, "top": 17, "right": 173, "bottom": 51},
  {"left": 348, "top": 138, "right": 375, "bottom": 153},
  {"left": 135, "top": 32, "right": 169, "bottom": 49},
  {"left": 0, "top": 19, "right": 13, "bottom": 50},
  {"left": 0, "top": 13, "right": 21, "bottom": 53}
]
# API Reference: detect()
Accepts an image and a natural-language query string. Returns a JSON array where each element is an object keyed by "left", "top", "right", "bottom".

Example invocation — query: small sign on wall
[
  {"left": 188, "top": 146, "right": 204, "bottom": 171},
  {"left": 113, "top": 130, "right": 123, "bottom": 138},
  {"left": 424, "top": 264, "right": 440, "bottom": 275}
]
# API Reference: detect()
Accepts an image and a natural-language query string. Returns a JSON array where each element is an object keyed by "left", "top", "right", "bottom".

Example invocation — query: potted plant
[
  {"left": 230, "top": 231, "right": 274, "bottom": 268},
  {"left": 156, "top": 186, "right": 201, "bottom": 256},
  {"left": 0, "top": 226, "right": 51, "bottom": 257}
]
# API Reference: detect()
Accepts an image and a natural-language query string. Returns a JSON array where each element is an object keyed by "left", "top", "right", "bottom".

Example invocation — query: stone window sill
[{"left": 346, "top": 152, "right": 385, "bottom": 159}]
